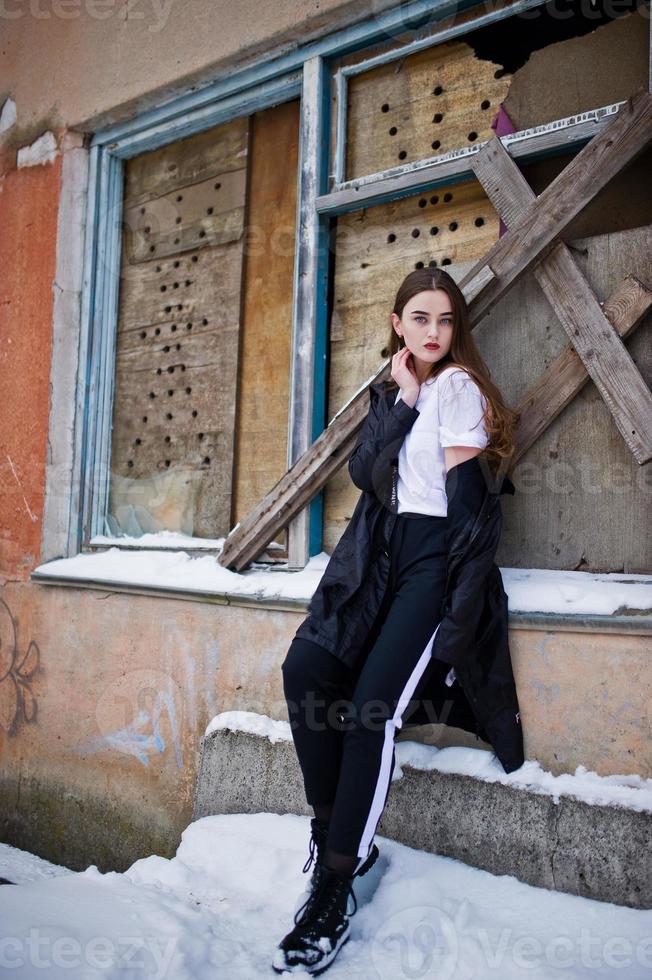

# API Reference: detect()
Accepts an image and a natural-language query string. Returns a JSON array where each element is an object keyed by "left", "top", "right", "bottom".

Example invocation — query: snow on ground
[
  {"left": 207, "top": 710, "right": 652, "bottom": 814},
  {"left": 32, "top": 542, "right": 652, "bottom": 619},
  {"left": 0, "top": 812, "right": 650, "bottom": 980},
  {"left": 0, "top": 842, "right": 72, "bottom": 885}
]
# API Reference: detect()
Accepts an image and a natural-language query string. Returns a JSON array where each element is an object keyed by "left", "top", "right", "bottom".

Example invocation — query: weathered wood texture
[
  {"left": 345, "top": 39, "right": 512, "bottom": 181},
  {"left": 323, "top": 178, "right": 498, "bottom": 551},
  {"left": 233, "top": 99, "right": 300, "bottom": 557},
  {"left": 459, "top": 87, "right": 652, "bottom": 321},
  {"left": 109, "top": 117, "right": 248, "bottom": 538},
  {"left": 472, "top": 227, "right": 652, "bottom": 574},
  {"left": 333, "top": 9, "right": 648, "bottom": 188},
  {"left": 512, "top": 274, "right": 652, "bottom": 462},
  {"left": 472, "top": 130, "right": 652, "bottom": 464}
]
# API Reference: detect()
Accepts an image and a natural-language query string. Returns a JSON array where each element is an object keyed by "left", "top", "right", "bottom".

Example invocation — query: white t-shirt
[{"left": 393, "top": 366, "right": 489, "bottom": 517}]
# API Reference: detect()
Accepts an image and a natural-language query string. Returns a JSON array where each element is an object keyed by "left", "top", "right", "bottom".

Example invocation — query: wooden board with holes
[
  {"left": 232, "top": 100, "right": 300, "bottom": 559},
  {"left": 345, "top": 39, "right": 512, "bottom": 181},
  {"left": 122, "top": 116, "right": 249, "bottom": 207},
  {"left": 322, "top": 177, "right": 498, "bottom": 551},
  {"left": 109, "top": 116, "right": 249, "bottom": 540}
]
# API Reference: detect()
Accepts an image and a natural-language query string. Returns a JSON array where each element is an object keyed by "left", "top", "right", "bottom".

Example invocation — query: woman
[{"left": 272, "top": 268, "right": 519, "bottom": 976}]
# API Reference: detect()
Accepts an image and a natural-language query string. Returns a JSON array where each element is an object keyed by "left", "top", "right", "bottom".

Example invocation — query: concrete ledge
[
  {"left": 193, "top": 729, "right": 652, "bottom": 910},
  {"left": 30, "top": 572, "right": 652, "bottom": 634}
]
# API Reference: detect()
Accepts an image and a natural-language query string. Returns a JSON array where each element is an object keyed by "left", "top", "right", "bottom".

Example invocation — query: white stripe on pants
[{"left": 356, "top": 621, "right": 441, "bottom": 858}]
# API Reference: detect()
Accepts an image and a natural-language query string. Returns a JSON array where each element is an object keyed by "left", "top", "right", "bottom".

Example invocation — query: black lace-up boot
[
  {"left": 298, "top": 819, "right": 380, "bottom": 911},
  {"left": 273, "top": 860, "right": 359, "bottom": 975},
  {"left": 301, "top": 817, "right": 330, "bottom": 896}
]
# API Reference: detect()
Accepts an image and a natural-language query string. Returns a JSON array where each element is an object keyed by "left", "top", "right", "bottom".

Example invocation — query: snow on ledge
[
  {"left": 206, "top": 710, "right": 652, "bottom": 814},
  {"left": 31, "top": 543, "right": 652, "bottom": 618},
  {"left": 206, "top": 710, "right": 292, "bottom": 744}
]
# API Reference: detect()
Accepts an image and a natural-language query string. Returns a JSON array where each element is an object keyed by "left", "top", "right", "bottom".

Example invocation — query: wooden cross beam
[
  {"left": 470, "top": 122, "right": 652, "bottom": 465},
  {"left": 459, "top": 86, "right": 652, "bottom": 320},
  {"left": 219, "top": 87, "right": 652, "bottom": 570},
  {"left": 512, "top": 274, "right": 652, "bottom": 464}
]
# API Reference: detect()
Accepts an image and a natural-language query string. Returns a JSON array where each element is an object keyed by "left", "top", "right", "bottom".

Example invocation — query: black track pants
[{"left": 281, "top": 511, "right": 452, "bottom": 859}]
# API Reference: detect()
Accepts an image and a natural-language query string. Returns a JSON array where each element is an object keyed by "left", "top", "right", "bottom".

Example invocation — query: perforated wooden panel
[
  {"left": 323, "top": 178, "right": 499, "bottom": 552},
  {"left": 345, "top": 39, "right": 512, "bottom": 181},
  {"left": 108, "top": 117, "right": 249, "bottom": 539}
]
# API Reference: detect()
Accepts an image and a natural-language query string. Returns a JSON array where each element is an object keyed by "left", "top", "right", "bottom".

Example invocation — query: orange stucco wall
[{"left": 0, "top": 130, "right": 65, "bottom": 582}]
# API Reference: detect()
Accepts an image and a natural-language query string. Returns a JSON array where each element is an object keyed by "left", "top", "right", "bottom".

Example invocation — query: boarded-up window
[
  {"left": 343, "top": 40, "right": 512, "bottom": 182},
  {"left": 107, "top": 101, "right": 300, "bottom": 545},
  {"left": 338, "top": 11, "right": 648, "bottom": 182}
]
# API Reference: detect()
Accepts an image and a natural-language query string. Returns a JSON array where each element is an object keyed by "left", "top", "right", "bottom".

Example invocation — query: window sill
[{"left": 30, "top": 548, "right": 652, "bottom": 634}]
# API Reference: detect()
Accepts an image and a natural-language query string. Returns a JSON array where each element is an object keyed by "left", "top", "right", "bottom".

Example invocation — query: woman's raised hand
[{"left": 391, "top": 347, "right": 420, "bottom": 407}]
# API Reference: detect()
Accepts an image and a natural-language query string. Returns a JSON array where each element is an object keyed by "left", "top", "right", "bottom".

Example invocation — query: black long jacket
[{"left": 293, "top": 377, "right": 524, "bottom": 773}]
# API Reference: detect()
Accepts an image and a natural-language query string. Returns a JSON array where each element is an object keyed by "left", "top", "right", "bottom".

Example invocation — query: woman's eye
[{"left": 415, "top": 316, "right": 427, "bottom": 323}]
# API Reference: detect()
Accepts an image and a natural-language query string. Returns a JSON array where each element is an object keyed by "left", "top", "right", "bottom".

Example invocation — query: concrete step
[{"left": 193, "top": 726, "right": 651, "bottom": 910}]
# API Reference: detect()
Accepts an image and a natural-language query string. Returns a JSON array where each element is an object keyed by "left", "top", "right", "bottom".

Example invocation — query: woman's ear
[{"left": 390, "top": 315, "right": 403, "bottom": 346}]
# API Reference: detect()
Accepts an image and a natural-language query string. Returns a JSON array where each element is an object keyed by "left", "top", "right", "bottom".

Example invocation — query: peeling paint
[
  {"left": 0, "top": 98, "right": 17, "bottom": 135},
  {"left": 17, "top": 131, "right": 57, "bottom": 168}
]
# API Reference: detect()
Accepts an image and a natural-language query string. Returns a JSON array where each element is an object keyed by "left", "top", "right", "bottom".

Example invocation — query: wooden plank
[
  {"left": 345, "top": 39, "right": 512, "bottom": 182},
  {"left": 535, "top": 247, "right": 652, "bottom": 464},
  {"left": 512, "top": 274, "right": 652, "bottom": 462},
  {"left": 472, "top": 130, "right": 652, "bottom": 463},
  {"left": 460, "top": 87, "right": 652, "bottom": 321},
  {"left": 233, "top": 99, "right": 300, "bottom": 556},
  {"left": 330, "top": 0, "right": 538, "bottom": 185},
  {"left": 219, "top": 398, "right": 365, "bottom": 570},
  {"left": 123, "top": 168, "right": 246, "bottom": 262},
  {"left": 318, "top": 103, "right": 627, "bottom": 216},
  {"left": 122, "top": 117, "right": 248, "bottom": 205}
]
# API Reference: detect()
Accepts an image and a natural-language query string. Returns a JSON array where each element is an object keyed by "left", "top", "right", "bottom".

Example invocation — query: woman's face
[{"left": 391, "top": 289, "right": 454, "bottom": 371}]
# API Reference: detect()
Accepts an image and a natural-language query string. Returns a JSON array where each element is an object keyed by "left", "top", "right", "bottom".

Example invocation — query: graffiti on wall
[
  {"left": 76, "top": 668, "right": 185, "bottom": 769},
  {"left": 0, "top": 597, "right": 41, "bottom": 735}
]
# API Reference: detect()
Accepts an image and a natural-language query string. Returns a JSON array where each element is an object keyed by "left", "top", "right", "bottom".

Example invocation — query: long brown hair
[{"left": 381, "top": 268, "right": 518, "bottom": 469}]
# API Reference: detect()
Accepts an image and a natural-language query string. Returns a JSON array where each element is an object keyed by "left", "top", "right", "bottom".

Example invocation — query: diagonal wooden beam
[
  {"left": 471, "top": 128, "right": 652, "bottom": 464},
  {"left": 534, "top": 248, "right": 652, "bottom": 464},
  {"left": 219, "top": 89, "right": 652, "bottom": 569},
  {"left": 220, "top": 389, "right": 366, "bottom": 570},
  {"left": 511, "top": 274, "right": 652, "bottom": 463},
  {"left": 460, "top": 86, "right": 652, "bottom": 322}
]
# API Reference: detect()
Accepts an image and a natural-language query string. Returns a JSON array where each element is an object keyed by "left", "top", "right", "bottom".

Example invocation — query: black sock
[{"left": 323, "top": 849, "right": 357, "bottom": 877}]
